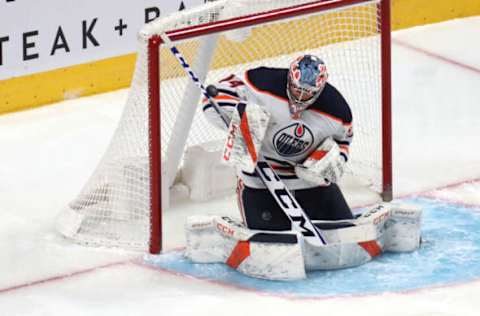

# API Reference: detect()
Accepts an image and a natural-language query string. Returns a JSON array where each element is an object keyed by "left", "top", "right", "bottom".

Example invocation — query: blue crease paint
[{"left": 146, "top": 198, "right": 480, "bottom": 298}]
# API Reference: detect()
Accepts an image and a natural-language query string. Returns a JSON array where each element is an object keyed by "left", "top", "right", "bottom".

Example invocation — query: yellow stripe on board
[
  {"left": 392, "top": 0, "right": 480, "bottom": 30},
  {"left": 0, "top": 54, "right": 136, "bottom": 115},
  {"left": 1, "top": 0, "right": 479, "bottom": 115}
]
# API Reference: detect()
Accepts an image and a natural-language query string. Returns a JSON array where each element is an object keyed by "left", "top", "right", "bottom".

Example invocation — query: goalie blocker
[{"left": 185, "top": 203, "right": 422, "bottom": 280}]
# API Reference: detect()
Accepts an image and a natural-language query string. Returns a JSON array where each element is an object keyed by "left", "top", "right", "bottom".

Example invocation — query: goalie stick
[{"left": 159, "top": 33, "right": 327, "bottom": 247}]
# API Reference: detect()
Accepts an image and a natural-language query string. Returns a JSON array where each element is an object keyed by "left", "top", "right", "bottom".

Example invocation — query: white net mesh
[
  {"left": 56, "top": 0, "right": 387, "bottom": 252},
  {"left": 56, "top": 37, "right": 152, "bottom": 250}
]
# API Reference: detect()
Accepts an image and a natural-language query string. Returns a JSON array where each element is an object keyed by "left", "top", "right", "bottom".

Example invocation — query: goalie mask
[{"left": 287, "top": 55, "right": 328, "bottom": 118}]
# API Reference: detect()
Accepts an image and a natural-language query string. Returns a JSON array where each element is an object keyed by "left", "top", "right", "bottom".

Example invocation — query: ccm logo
[
  {"left": 363, "top": 205, "right": 384, "bottom": 217},
  {"left": 223, "top": 124, "right": 238, "bottom": 161},
  {"left": 216, "top": 223, "right": 235, "bottom": 237}
]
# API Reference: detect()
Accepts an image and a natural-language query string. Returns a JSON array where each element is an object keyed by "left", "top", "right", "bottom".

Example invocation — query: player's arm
[
  {"left": 202, "top": 74, "right": 248, "bottom": 130},
  {"left": 202, "top": 73, "right": 271, "bottom": 172},
  {"left": 334, "top": 122, "right": 353, "bottom": 164}
]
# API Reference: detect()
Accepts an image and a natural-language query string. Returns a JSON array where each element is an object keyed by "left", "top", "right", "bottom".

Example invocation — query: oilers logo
[{"left": 273, "top": 123, "right": 314, "bottom": 157}]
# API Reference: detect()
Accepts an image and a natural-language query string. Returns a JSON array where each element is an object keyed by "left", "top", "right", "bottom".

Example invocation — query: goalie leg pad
[
  {"left": 304, "top": 204, "right": 392, "bottom": 270},
  {"left": 304, "top": 242, "right": 375, "bottom": 271},
  {"left": 185, "top": 215, "right": 306, "bottom": 280},
  {"left": 384, "top": 204, "right": 423, "bottom": 252},
  {"left": 308, "top": 202, "right": 423, "bottom": 268}
]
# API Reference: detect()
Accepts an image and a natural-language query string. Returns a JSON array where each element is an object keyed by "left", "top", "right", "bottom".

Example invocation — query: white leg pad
[
  {"left": 184, "top": 203, "right": 422, "bottom": 278},
  {"left": 304, "top": 242, "right": 376, "bottom": 271},
  {"left": 185, "top": 215, "right": 306, "bottom": 280},
  {"left": 304, "top": 204, "right": 391, "bottom": 270},
  {"left": 384, "top": 203, "right": 423, "bottom": 252}
]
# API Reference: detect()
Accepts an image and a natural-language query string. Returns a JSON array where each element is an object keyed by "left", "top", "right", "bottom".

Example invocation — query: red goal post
[{"left": 57, "top": 0, "right": 392, "bottom": 254}]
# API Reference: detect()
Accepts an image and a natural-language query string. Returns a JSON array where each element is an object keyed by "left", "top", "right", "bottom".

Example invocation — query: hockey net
[{"left": 56, "top": 0, "right": 391, "bottom": 253}]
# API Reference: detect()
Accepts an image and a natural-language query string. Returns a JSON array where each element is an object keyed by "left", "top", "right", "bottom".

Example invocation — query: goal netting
[{"left": 56, "top": 0, "right": 391, "bottom": 253}]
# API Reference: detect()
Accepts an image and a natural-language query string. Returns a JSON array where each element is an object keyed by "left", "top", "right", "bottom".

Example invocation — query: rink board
[{"left": 146, "top": 198, "right": 480, "bottom": 298}]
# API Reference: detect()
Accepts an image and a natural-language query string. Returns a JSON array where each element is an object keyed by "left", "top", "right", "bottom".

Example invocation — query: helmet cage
[{"left": 287, "top": 55, "right": 328, "bottom": 115}]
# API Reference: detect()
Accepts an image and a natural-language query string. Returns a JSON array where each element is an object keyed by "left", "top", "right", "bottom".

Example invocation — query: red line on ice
[
  {"left": 416, "top": 178, "right": 480, "bottom": 208},
  {"left": 0, "top": 259, "right": 135, "bottom": 294},
  {"left": 393, "top": 38, "right": 480, "bottom": 75}
]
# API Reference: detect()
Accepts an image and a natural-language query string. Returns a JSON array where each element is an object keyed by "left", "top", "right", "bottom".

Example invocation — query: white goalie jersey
[{"left": 202, "top": 67, "right": 353, "bottom": 190}]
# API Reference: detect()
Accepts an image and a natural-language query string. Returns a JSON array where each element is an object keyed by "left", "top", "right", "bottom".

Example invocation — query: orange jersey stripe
[
  {"left": 214, "top": 95, "right": 240, "bottom": 102},
  {"left": 339, "top": 144, "right": 350, "bottom": 153},
  {"left": 202, "top": 94, "right": 239, "bottom": 104},
  {"left": 236, "top": 179, "right": 247, "bottom": 225}
]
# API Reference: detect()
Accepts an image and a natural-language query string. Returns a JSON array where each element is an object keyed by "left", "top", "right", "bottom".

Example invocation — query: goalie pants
[{"left": 236, "top": 180, "right": 354, "bottom": 231}]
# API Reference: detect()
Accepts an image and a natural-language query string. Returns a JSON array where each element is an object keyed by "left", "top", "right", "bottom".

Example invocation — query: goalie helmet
[{"left": 287, "top": 55, "right": 328, "bottom": 118}]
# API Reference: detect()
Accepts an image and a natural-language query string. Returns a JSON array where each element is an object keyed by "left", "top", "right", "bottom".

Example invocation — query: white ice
[{"left": 1, "top": 16, "right": 480, "bottom": 316}]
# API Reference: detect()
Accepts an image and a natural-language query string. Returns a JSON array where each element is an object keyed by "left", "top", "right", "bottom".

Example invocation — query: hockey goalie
[{"left": 185, "top": 55, "right": 422, "bottom": 280}]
